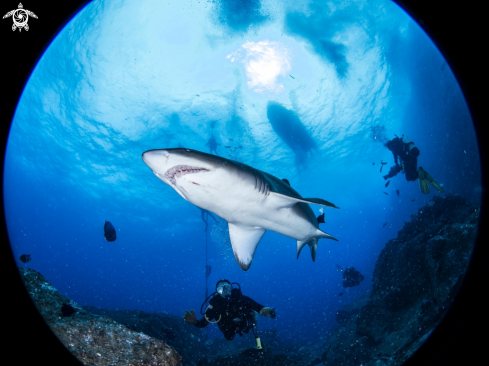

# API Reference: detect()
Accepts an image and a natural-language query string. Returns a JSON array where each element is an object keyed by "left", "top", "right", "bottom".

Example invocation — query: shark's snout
[{"left": 142, "top": 150, "right": 170, "bottom": 172}]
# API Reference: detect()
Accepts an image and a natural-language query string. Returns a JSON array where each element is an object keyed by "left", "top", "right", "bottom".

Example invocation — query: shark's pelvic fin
[
  {"left": 297, "top": 230, "right": 338, "bottom": 260},
  {"left": 309, "top": 238, "right": 318, "bottom": 262},
  {"left": 228, "top": 222, "right": 266, "bottom": 271},
  {"left": 270, "top": 192, "right": 339, "bottom": 209}
]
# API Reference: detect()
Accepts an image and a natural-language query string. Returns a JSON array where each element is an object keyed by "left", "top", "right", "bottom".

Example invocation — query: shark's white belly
[{"left": 180, "top": 176, "right": 317, "bottom": 241}]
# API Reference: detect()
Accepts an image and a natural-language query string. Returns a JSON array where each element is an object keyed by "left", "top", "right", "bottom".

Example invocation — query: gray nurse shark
[{"left": 142, "top": 148, "right": 339, "bottom": 271}]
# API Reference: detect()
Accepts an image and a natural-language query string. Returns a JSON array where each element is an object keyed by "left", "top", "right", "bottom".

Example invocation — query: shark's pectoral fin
[
  {"left": 270, "top": 192, "right": 339, "bottom": 209},
  {"left": 302, "top": 197, "right": 339, "bottom": 209},
  {"left": 228, "top": 223, "right": 266, "bottom": 271}
]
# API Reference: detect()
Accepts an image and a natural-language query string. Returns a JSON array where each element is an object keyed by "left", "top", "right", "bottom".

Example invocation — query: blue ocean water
[{"left": 3, "top": 0, "right": 481, "bottom": 349}]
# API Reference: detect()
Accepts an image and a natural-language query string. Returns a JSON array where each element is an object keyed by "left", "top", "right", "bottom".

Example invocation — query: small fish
[
  {"left": 411, "top": 198, "right": 415, "bottom": 202},
  {"left": 289, "top": 75, "right": 295, "bottom": 79},
  {"left": 61, "top": 303, "right": 76, "bottom": 317},
  {"left": 317, "top": 213, "right": 325, "bottom": 224},
  {"left": 225, "top": 145, "right": 231, "bottom": 148},
  {"left": 396, "top": 189, "right": 400, "bottom": 196},
  {"left": 339, "top": 293, "right": 344, "bottom": 296},
  {"left": 19, "top": 254, "right": 31, "bottom": 263},
  {"left": 383, "top": 222, "right": 387, "bottom": 228},
  {"left": 372, "top": 162, "right": 375, "bottom": 165},
  {"left": 281, "top": 178, "right": 290, "bottom": 186},
  {"left": 238, "top": 146, "right": 242, "bottom": 149},
  {"left": 380, "top": 160, "right": 387, "bottom": 172},
  {"left": 383, "top": 192, "right": 388, "bottom": 195},
  {"left": 385, "top": 180, "right": 390, "bottom": 188},
  {"left": 104, "top": 220, "right": 117, "bottom": 242}
]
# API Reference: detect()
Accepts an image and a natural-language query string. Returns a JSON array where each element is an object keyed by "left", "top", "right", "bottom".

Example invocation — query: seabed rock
[
  {"left": 312, "top": 194, "right": 479, "bottom": 366},
  {"left": 20, "top": 267, "right": 182, "bottom": 366}
]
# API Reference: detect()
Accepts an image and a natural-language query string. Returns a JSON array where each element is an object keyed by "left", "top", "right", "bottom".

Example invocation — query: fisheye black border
[{"left": 1, "top": 0, "right": 486, "bottom": 365}]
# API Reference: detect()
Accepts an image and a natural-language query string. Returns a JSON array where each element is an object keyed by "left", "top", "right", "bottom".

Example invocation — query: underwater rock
[
  {"left": 336, "top": 293, "right": 370, "bottom": 325},
  {"left": 318, "top": 194, "right": 478, "bottom": 366},
  {"left": 19, "top": 268, "right": 182, "bottom": 366},
  {"left": 82, "top": 306, "right": 208, "bottom": 365}
]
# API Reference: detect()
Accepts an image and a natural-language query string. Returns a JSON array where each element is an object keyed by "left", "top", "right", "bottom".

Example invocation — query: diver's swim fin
[
  {"left": 420, "top": 167, "right": 444, "bottom": 193},
  {"left": 418, "top": 167, "right": 430, "bottom": 194}
]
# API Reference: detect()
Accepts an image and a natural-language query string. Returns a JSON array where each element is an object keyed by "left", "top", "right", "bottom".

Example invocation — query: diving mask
[{"left": 216, "top": 283, "right": 232, "bottom": 298}]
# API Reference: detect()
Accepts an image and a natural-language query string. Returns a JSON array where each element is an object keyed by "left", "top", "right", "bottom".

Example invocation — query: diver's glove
[
  {"left": 184, "top": 310, "right": 197, "bottom": 324},
  {"left": 260, "top": 307, "right": 276, "bottom": 319}
]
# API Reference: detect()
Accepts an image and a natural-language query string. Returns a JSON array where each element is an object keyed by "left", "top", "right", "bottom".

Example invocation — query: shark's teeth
[{"left": 165, "top": 165, "right": 208, "bottom": 185}]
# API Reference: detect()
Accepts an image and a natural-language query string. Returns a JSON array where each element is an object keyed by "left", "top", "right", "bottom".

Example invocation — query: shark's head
[{"left": 142, "top": 148, "right": 225, "bottom": 201}]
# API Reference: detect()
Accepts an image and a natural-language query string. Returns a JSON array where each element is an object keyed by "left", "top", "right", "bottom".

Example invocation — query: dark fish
[
  {"left": 339, "top": 293, "right": 344, "bottom": 296},
  {"left": 396, "top": 189, "right": 400, "bottom": 196},
  {"left": 380, "top": 165, "right": 383, "bottom": 173},
  {"left": 205, "top": 265, "right": 212, "bottom": 278},
  {"left": 19, "top": 254, "right": 31, "bottom": 263},
  {"left": 317, "top": 213, "right": 325, "bottom": 224},
  {"left": 383, "top": 222, "right": 387, "bottom": 228},
  {"left": 341, "top": 267, "right": 365, "bottom": 288},
  {"left": 281, "top": 178, "right": 290, "bottom": 186},
  {"left": 385, "top": 180, "right": 390, "bottom": 188},
  {"left": 411, "top": 198, "right": 415, "bottom": 202},
  {"left": 289, "top": 74, "right": 295, "bottom": 79},
  {"left": 336, "top": 264, "right": 343, "bottom": 272},
  {"left": 61, "top": 303, "right": 76, "bottom": 317},
  {"left": 380, "top": 160, "right": 387, "bottom": 172},
  {"left": 225, "top": 145, "right": 231, "bottom": 148},
  {"left": 372, "top": 162, "right": 375, "bottom": 165},
  {"left": 383, "top": 192, "right": 388, "bottom": 195},
  {"left": 104, "top": 220, "right": 117, "bottom": 242}
]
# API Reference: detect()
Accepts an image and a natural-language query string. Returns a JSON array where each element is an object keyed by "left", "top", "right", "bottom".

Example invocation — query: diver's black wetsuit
[
  {"left": 384, "top": 137, "right": 420, "bottom": 181},
  {"left": 194, "top": 288, "right": 264, "bottom": 340}
]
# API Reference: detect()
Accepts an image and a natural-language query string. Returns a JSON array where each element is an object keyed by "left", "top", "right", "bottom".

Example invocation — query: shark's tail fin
[{"left": 296, "top": 230, "right": 338, "bottom": 261}]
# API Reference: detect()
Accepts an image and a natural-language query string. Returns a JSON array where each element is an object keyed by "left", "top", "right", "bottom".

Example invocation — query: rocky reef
[
  {"left": 312, "top": 194, "right": 479, "bottom": 366},
  {"left": 19, "top": 267, "right": 182, "bottom": 366}
]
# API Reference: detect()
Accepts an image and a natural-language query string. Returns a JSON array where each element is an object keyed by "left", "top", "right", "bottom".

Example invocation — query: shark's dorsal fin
[
  {"left": 269, "top": 192, "right": 340, "bottom": 209},
  {"left": 228, "top": 223, "right": 266, "bottom": 271}
]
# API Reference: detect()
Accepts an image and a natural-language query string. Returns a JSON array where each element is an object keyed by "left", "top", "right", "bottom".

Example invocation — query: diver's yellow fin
[
  {"left": 423, "top": 168, "right": 444, "bottom": 193},
  {"left": 418, "top": 167, "right": 430, "bottom": 194}
]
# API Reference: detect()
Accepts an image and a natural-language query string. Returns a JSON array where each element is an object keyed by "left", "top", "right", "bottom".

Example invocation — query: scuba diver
[
  {"left": 183, "top": 279, "right": 276, "bottom": 343},
  {"left": 383, "top": 135, "right": 444, "bottom": 194}
]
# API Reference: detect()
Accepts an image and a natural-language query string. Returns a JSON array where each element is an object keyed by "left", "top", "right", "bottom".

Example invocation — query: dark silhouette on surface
[
  {"left": 206, "top": 134, "right": 221, "bottom": 155},
  {"left": 266, "top": 101, "right": 317, "bottom": 164}
]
